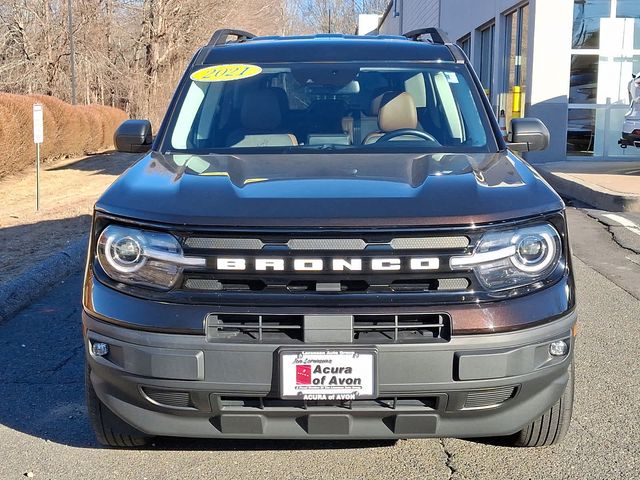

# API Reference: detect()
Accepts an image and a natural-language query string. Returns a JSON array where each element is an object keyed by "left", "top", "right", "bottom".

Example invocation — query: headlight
[
  {"left": 450, "top": 223, "right": 562, "bottom": 291},
  {"left": 96, "top": 225, "right": 205, "bottom": 290}
]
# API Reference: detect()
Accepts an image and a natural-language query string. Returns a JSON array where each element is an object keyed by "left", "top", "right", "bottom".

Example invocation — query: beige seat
[
  {"left": 228, "top": 89, "right": 298, "bottom": 147},
  {"left": 341, "top": 90, "right": 389, "bottom": 144},
  {"left": 363, "top": 91, "right": 419, "bottom": 144}
]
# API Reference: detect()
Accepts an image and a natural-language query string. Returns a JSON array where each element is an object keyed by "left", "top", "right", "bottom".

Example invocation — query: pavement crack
[
  {"left": 43, "top": 344, "right": 84, "bottom": 374},
  {"left": 439, "top": 438, "right": 457, "bottom": 479},
  {"left": 583, "top": 209, "right": 640, "bottom": 256}
]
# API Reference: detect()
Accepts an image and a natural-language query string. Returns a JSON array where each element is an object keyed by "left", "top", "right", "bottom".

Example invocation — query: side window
[
  {"left": 404, "top": 73, "right": 427, "bottom": 108},
  {"left": 170, "top": 82, "right": 225, "bottom": 149},
  {"left": 431, "top": 71, "right": 488, "bottom": 147},
  {"left": 194, "top": 83, "right": 224, "bottom": 145},
  {"left": 171, "top": 82, "right": 206, "bottom": 149},
  {"left": 432, "top": 71, "right": 465, "bottom": 142}
]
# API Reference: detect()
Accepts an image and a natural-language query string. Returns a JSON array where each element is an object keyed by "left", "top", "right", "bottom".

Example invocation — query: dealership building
[{"left": 371, "top": 0, "right": 640, "bottom": 164}]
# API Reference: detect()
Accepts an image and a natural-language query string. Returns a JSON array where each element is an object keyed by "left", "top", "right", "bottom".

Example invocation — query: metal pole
[
  {"left": 35, "top": 143, "right": 40, "bottom": 211},
  {"left": 67, "top": 0, "right": 77, "bottom": 104}
]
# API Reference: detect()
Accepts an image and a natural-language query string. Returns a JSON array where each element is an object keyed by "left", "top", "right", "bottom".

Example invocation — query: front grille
[
  {"left": 176, "top": 230, "right": 479, "bottom": 304},
  {"left": 184, "top": 276, "right": 470, "bottom": 293},
  {"left": 207, "top": 313, "right": 450, "bottom": 344},
  {"left": 184, "top": 235, "right": 470, "bottom": 251},
  {"left": 353, "top": 314, "right": 449, "bottom": 342},
  {"left": 218, "top": 396, "right": 439, "bottom": 410},
  {"left": 463, "top": 386, "right": 517, "bottom": 409},
  {"left": 208, "top": 314, "right": 305, "bottom": 342}
]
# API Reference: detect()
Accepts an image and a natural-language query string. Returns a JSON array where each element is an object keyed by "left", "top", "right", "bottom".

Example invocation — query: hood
[{"left": 96, "top": 151, "right": 564, "bottom": 227}]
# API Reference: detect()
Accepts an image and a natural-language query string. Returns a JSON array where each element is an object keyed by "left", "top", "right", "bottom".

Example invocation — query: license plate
[{"left": 280, "top": 349, "right": 376, "bottom": 400}]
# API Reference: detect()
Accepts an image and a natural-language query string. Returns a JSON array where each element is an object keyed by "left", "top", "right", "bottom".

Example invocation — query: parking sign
[{"left": 33, "top": 104, "right": 43, "bottom": 144}]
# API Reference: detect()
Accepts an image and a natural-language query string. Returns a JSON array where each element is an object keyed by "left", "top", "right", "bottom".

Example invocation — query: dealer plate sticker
[{"left": 280, "top": 350, "right": 376, "bottom": 400}]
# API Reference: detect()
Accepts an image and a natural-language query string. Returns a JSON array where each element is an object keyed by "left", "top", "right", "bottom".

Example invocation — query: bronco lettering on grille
[{"left": 215, "top": 257, "right": 440, "bottom": 272}]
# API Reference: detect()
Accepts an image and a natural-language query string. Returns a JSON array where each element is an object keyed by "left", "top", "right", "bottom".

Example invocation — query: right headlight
[
  {"left": 450, "top": 223, "right": 562, "bottom": 291},
  {"left": 96, "top": 225, "right": 205, "bottom": 290}
]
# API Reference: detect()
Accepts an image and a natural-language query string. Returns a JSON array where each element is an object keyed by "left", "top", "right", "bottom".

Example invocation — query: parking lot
[{"left": 0, "top": 208, "right": 637, "bottom": 479}]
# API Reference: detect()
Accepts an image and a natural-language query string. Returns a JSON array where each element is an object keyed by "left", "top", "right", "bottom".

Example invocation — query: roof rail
[
  {"left": 207, "top": 29, "right": 256, "bottom": 47},
  {"left": 403, "top": 28, "right": 450, "bottom": 44}
]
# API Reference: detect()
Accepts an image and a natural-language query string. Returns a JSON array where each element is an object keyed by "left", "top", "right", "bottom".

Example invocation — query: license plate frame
[{"left": 279, "top": 348, "right": 378, "bottom": 400}]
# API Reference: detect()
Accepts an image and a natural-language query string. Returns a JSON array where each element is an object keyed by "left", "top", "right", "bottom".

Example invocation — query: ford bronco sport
[{"left": 83, "top": 28, "right": 576, "bottom": 447}]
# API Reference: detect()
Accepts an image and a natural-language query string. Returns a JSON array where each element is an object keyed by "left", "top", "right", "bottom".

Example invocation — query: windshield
[{"left": 161, "top": 62, "right": 495, "bottom": 154}]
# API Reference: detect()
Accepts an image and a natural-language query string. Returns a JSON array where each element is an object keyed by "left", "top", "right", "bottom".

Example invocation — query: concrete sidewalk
[{"left": 536, "top": 161, "right": 640, "bottom": 212}]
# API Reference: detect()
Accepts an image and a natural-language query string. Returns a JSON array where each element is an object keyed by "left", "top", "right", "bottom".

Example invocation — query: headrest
[
  {"left": 377, "top": 92, "right": 418, "bottom": 132},
  {"left": 241, "top": 89, "right": 282, "bottom": 131},
  {"left": 267, "top": 87, "right": 289, "bottom": 114},
  {"left": 365, "top": 88, "right": 392, "bottom": 116}
]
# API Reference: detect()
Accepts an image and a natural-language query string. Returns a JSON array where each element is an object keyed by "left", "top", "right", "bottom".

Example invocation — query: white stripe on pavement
[{"left": 602, "top": 213, "right": 640, "bottom": 237}]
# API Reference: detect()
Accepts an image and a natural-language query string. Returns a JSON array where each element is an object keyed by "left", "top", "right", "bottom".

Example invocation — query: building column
[{"left": 525, "top": 0, "right": 574, "bottom": 164}]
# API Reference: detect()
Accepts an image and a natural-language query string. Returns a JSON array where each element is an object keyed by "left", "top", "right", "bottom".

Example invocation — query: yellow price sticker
[{"left": 190, "top": 64, "right": 262, "bottom": 82}]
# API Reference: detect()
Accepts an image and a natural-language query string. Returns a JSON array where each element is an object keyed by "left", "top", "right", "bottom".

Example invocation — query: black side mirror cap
[
  {"left": 508, "top": 117, "right": 550, "bottom": 152},
  {"left": 114, "top": 119, "right": 153, "bottom": 153}
]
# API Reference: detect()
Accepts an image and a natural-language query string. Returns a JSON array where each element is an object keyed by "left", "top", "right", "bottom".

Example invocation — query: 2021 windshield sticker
[{"left": 190, "top": 64, "right": 262, "bottom": 82}]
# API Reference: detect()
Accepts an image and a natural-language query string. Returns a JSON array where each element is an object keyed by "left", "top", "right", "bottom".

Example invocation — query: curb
[
  {"left": 537, "top": 168, "right": 640, "bottom": 213},
  {"left": 0, "top": 235, "right": 88, "bottom": 322}
]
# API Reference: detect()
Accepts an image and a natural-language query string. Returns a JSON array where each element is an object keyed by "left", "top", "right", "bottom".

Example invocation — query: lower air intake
[
  {"left": 141, "top": 387, "right": 194, "bottom": 409},
  {"left": 463, "top": 386, "right": 517, "bottom": 409}
]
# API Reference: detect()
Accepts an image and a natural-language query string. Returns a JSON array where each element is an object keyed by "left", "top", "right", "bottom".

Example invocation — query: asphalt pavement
[{"left": 0, "top": 208, "right": 638, "bottom": 479}]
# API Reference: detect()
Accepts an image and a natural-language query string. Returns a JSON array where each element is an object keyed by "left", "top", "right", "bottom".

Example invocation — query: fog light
[
  {"left": 92, "top": 342, "right": 109, "bottom": 357},
  {"left": 549, "top": 340, "right": 568, "bottom": 356}
]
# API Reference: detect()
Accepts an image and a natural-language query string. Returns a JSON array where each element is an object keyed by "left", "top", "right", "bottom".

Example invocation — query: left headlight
[
  {"left": 96, "top": 225, "right": 205, "bottom": 290},
  {"left": 450, "top": 223, "right": 562, "bottom": 291}
]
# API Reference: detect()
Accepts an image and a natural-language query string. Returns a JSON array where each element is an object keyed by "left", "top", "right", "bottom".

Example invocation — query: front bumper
[{"left": 83, "top": 310, "right": 576, "bottom": 439}]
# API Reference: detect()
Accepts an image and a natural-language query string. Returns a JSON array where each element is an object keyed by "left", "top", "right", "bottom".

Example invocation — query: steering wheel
[{"left": 377, "top": 129, "right": 439, "bottom": 144}]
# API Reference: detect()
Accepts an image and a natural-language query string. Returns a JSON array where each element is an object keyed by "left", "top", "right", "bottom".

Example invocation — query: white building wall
[
  {"left": 402, "top": 0, "right": 440, "bottom": 33},
  {"left": 379, "top": 0, "right": 440, "bottom": 35}
]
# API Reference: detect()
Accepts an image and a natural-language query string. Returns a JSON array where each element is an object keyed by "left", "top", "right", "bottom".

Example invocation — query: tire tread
[{"left": 510, "top": 360, "right": 574, "bottom": 448}]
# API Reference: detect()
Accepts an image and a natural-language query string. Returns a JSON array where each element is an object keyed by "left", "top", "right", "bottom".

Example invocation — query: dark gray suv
[{"left": 83, "top": 28, "right": 576, "bottom": 448}]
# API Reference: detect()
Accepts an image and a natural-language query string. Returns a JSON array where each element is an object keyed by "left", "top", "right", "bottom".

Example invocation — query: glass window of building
[
  {"left": 567, "top": 109, "right": 596, "bottom": 156},
  {"left": 458, "top": 35, "right": 471, "bottom": 59},
  {"left": 617, "top": 0, "right": 640, "bottom": 49},
  {"left": 572, "top": 0, "right": 611, "bottom": 49},
  {"left": 568, "top": 0, "right": 640, "bottom": 159},
  {"left": 569, "top": 55, "right": 599, "bottom": 104},
  {"left": 479, "top": 24, "right": 495, "bottom": 95}
]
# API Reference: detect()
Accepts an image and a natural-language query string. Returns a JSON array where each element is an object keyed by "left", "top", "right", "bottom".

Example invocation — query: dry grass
[{"left": 0, "top": 93, "right": 127, "bottom": 178}]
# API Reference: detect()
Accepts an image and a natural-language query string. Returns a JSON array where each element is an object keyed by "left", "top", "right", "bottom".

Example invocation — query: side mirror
[
  {"left": 114, "top": 119, "right": 152, "bottom": 153},
  {"left": 509, "top": 117, "right": 550, "bottom": 152}
]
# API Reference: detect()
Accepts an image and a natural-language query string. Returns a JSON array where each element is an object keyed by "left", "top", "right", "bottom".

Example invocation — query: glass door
[{"left": 568, "top": 0, "right": 640, "bottom": 160}]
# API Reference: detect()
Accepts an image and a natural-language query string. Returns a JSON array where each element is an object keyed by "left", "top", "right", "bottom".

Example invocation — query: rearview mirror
[
  {"left": 114, "top": 119, "right": 152, "bottom": 153},
  {"left": 509, "top": 118, "right": 550, "bottom": 152}
]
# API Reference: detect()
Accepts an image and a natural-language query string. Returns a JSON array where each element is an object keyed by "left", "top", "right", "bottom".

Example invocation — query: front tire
[
  {"left": 85, "top": 363, "right": 152, "bottom": 447},
  {"left": 509, "top": 361, "right": 574, "bottom": 447}
]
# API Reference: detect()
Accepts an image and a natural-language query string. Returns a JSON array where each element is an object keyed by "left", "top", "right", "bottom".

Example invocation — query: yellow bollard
[{"left": 512, "top": 85, "right": 522, "bottom": 117}]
